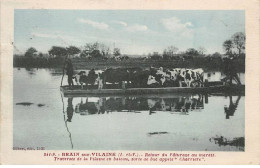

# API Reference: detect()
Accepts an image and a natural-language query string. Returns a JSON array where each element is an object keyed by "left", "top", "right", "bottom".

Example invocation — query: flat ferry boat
[{"left": 60, "top": 82, "right": 245, "bottom": 97}]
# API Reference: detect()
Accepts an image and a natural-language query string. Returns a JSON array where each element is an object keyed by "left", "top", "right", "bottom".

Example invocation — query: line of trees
[
  {"left": 152, "top": 32, "right": 245, "bottom": 61},
  {"left": 21, "top": 32, "right": 245, "bottom": 61},
  {"left": 22, "top": 42, "right": 122, "bottom": 59},
  {"left": 154, "top": 46, "right": 207, "bottom": 60}
]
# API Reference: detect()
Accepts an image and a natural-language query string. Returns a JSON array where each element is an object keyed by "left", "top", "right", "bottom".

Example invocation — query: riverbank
[{"left": 13, "top": 56, "right": 245, "bottom": 72}]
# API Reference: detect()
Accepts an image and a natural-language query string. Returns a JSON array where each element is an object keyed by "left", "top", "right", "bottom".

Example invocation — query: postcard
[{"left": 0, "top": 0, "right": 259, "bottom": 165}]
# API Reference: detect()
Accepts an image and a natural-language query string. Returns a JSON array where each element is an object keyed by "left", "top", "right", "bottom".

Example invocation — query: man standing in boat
[{"left": 63, "top": 58, "right": 74, "bottom": 88}]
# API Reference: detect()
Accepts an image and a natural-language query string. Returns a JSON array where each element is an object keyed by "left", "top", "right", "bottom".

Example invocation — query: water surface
[{"left": 13, "top": 68, "right": 245, "bottom": 151}]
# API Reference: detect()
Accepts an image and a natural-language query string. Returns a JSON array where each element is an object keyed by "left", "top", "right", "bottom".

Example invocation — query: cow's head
[
  {"left": 78, "top": 71, "right": 86, "bottom": 76},
  {"left": 96, "top": 73, "right": 104, "bottom": 86},
  {"left": 147, "top": 75, "right": 158, "bottom": 85},
  {"left": 72, "top": 74, "right": 80, "bottom": 85},
  {"left": 159, "top": 74, "right": 166, "bottom": 85},
  {"left": 179, "top": 69, "right": 186, "bottom": 78},
  {"left": 169, "top": 69, "right": 179, "bottom": 81}
]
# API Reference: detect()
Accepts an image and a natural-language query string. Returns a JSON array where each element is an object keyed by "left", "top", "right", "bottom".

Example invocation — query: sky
[{"left": 14, "top": 10, "right": 245, "bottom": 55}]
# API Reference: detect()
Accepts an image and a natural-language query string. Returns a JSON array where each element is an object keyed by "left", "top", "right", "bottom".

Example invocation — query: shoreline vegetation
[
  {"left": 13, "top": 32, "right": 245, "bottom": 72},
  {"left": 13, "top": 55, "right": 245, "bottom": 72}
]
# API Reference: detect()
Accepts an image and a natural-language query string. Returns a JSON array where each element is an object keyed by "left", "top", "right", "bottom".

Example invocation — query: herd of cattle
[{"left": 72, "top": 67, "right": 204, "bottom": 89}]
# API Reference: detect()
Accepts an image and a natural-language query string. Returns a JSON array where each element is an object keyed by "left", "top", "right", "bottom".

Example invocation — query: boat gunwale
[{"left": 60, "top": 84, "right": 245, "bottom": 97}]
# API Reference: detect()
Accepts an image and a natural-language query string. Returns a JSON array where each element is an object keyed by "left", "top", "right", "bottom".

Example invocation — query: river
[{"left": 13, "top": 68, "right": 245, "bottom": 151}]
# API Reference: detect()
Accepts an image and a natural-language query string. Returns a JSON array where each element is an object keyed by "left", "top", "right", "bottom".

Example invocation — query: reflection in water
[
  {"left": 64, "top": 94, "right": 243, "bottom": 120},
  {"left": 67, "top": 98, "right": 74, "bottom": 122},
  {"left": 224, "top": 96, "right": 241, "bottom": 119},
  {"left": 75, "top": 98, "right": 106, "bottom": 115},
  {"left": 62, "top": 93, "right": 243, "bottom": 150},
  {"left": 209, "top": 135, "right": 244, "bottom": 151},
  {"left": 25, "top": 68, "right": 37, "bottom": 76},
  {"left": 60, "top": 93, "right": 74, "bottom": 149},
  {"left": 70, "top": 94, "right": 204, "bottom": 117}
]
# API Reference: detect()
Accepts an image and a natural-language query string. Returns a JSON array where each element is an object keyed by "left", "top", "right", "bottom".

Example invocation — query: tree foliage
[
  {"left": 185, "top": 48, "right": 199, "bottom": 56},
  {"left": 48, "top": 46, "right": 67, "bottom": 57},
  {"left": 82, "top": 42, "right": 110, "bottom": 58},
  {"left": 198, "top": 46, "right": 207, "bottom": 55},
  {"left": 25, "top": 47, "right": 37, "bottom": 57},
  {"left": 91, "top": 50, "right": 102, "bottom": 58},
  {"left": 66, "top": 46, "right": 81, "bottom": 57},
  {"left": 231, "top": 32, "right": 245, "bottom": 56},
  {"left": 113, "top": 48, "right": 121, "bottom": 56},
  {"left": 223, "top": 32, "right": 245, "bottom": 57},
  {"left": 165, "top": 46, "right": 178, "bottom": 56},
  {"left": 223, "top": 40, "right": 233, "bottom": 55},
  {"left": 163, "top": 46, "right": 179, "bottom": 59},
  {"left": 211, "top": 52, "right": 222, "bottom": 58}
]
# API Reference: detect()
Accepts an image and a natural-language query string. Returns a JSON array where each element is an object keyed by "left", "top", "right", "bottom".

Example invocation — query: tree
[
  {"left": 185, "top": 48, "right": 199, "bottom": 56},
  {"left": 162, "top": 46, "right": 179, "bottom": 60},
  {"left": 223, "top": 32, "right": 245, "bottom": 57},
  {"left": 166, "top": 46, "right": 179, "bottom": 56},
  {"left": 99, "top": 43, "right": 110, "bottom": 57},
  {"left": 211, "top": 52, "right": 222, "bottom": 58},
  {"left": 48, "top": 46, "right": 67, "bottom": 58},
  {"left": 82, "top": 42, "right": 110, "bottom": 58},
  {"left": 66, "top": 46, "right": 81, "bottom": 57},
  {"left": 198, "top": 46, "right": 207, "bottom": 55},
  {"left": 91, "top": 50, "right": 102, "bottom": 58},
  {"left": 231, "top": 32, "right": 245, "bottom": 56},
  {"left": 38, "top": 52, "right": 44, "bottom": 57},
  {"left": 162, "top": 50, "right": 170, "bottom": 60},
  {"left": 24, "top": 47, "right": 37, "bottom": 57},
  {"left": 113, "top": 48, "right": 121, "bottom": 56},
  {"left": 223, "top": 40, "right": 233, "bottom": 55},
  {"left": 82, "top": 43, "right": 96, "bottom": 57}
]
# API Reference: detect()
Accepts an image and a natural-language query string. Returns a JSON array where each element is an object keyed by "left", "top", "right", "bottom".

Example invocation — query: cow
[
  {"left": 147, "top": 75, "right": 160, "bottom": 87},
  {"left": 73, "top": 71, "right": 87, "bottom": 89},
  {"left": 133, "top": 67, "right": 204, "bottom": 88},
  {"left": 172, "top": 68, "right": 204, "bottom": 87},
  {"left": 130, "top": 67, "right": 166, "bottom": 88},
  {"left": 130, "top": 69, "right": 151, "bottom": 87},
  {"left": 164, "top": 68, "right": 182, "bottom": 87},
  {"left": 96, "top": 73, "right": 104, "bottom": 90},
  {"left": 192, "top": 68, "right": 204, "bottom": 87},
  {"left": 146, "top": 67, "right": 168, "bottom": 87},
  {"left": 151, "top": 67, "right": 204, "bottom": 87},
  {"left": 102, "top": 68, "right": 132, "bottom": 89},
  {"left": 73, "top": 69, "right": 104, "bottom": 89}
]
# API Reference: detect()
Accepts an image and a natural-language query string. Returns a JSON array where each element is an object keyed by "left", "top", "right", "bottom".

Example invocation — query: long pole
[
  {"left": 60, "top": 55, "right": 68, "bottom": 86},
  {"left": 61, "top": 68, "right": 65, "bottom": 86}
]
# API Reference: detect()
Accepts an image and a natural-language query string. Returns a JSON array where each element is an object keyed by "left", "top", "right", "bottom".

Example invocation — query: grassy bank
[{"left": 13, "top": 56, "right": 245, "bottom": 72}]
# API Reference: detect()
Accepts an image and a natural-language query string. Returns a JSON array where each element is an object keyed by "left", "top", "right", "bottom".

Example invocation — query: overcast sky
[{"left": 14, "top": 10, "right": 245, "bottom": 55}]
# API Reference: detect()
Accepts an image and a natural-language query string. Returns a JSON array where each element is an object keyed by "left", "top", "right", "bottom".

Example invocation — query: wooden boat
[{"left": 60, "top": 83, "right": 245, "bottom": 97}]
